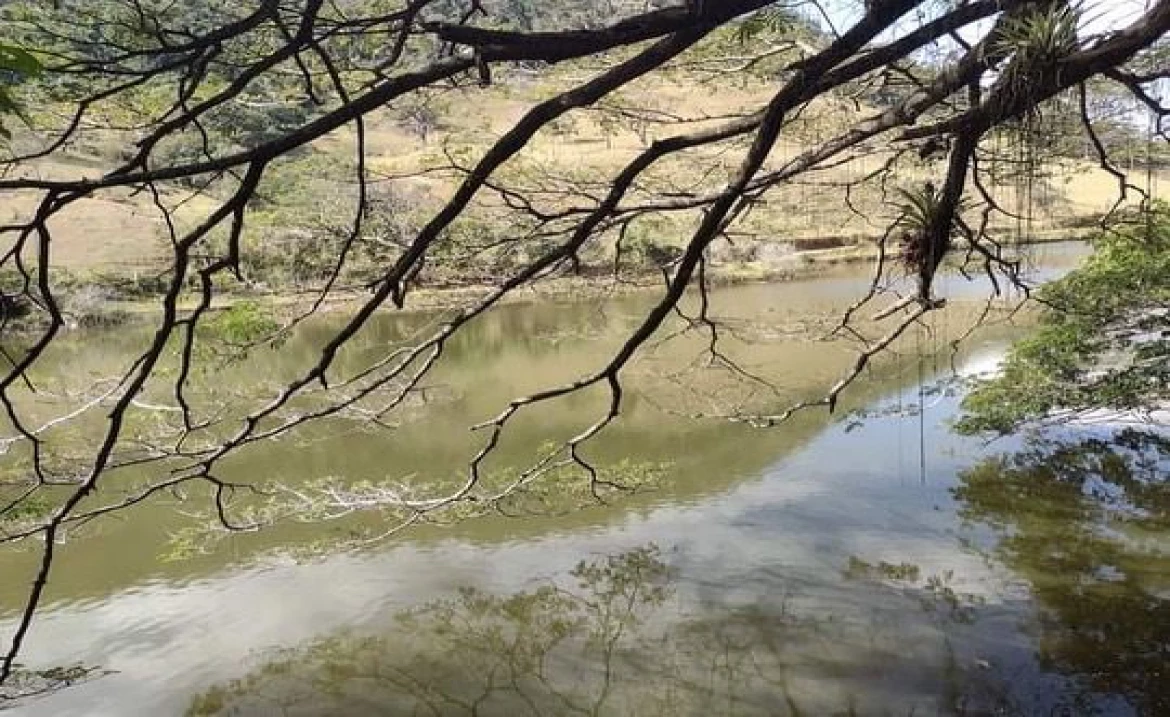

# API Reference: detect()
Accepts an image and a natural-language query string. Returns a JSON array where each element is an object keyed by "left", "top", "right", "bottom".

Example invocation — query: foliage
[
  {"left": 617, "top": 214, "right": 682, "bottom": 270},
  {"left": 234, "top": 154, "right": 408, "bottom": 286},
  {"left": 426, "top": 0, "right": 677, "bottom": 32},
  {"left": 993, "top": 4, "right": 1080, "bottom": 68},
  {"left": 202, "top": 301, "right": 281, "bottom": 346},
  {"left": 959, "top": 203, "right": 1170, "bottom": 434},
  {"left": 894, "top": 183, "right": 968, "bottom": 272},
  {"left": 188, "top": 299, "right": 286, "bottom": 369},
  {"left": 0, "top": 491, "right": 52, "bottom": 527},
  {"left": 0, "top": 43, "right": 39, "bottom": 140},
  {"left": 395, "top": 98, "right": 445, "bottom": 142},
  {"left": 164, "top": 456, "right": 668, "bottom": 561},
  {"left": 991, "top": 4, "right": 1081, "bottom": 116},
  {"left": 735, "top": 7, "right": 800, "bottom": 44},
  {"left": 1, "top": 0, "right": 318, "bottom": 158}
]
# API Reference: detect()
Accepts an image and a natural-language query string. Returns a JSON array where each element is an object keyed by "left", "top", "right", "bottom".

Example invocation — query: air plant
[
  {"left": 994, "top": 3, "right": 1081, "bottom": 65},
  {"left": 894, "top": 181, "right": 975, "bottom": 293},
  {"left": 895, "top": 183, "right": 948, "bottom": 272},
  {"left": 990, "top": 3, "right": 1082, "bottom": 120}
]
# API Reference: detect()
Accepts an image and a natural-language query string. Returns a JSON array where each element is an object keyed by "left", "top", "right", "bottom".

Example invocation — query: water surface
[{"left": 7, "top": 243, "right": 1152, "bottom": 716}]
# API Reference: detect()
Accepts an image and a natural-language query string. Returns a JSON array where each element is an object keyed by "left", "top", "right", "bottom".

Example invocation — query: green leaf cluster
[
  {"left": 958, "top": 203, "right": 1170, "bottom": 434},
  {"left": 734, "top": 7, "right": 798, "bottom": 44},
  {"left": 0, "top": 42, "right": 40, "bottom": 140}
]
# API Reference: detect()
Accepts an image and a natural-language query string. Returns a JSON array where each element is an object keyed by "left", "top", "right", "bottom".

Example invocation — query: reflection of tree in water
[
  {"left": 955, "top": 429, "right": 1170, "bottom": 716},
  {"left": 188, "top": 547, "right": 994, "bottom": 717},
  {"left": 183, "top": 426, "right": 1170, "bottom": 717},
  {"left": 188, "top": 547, "right": 670, "bottom": 716},
  {"left": 0, "top": 665, "right": 105, "bottom": 706}
]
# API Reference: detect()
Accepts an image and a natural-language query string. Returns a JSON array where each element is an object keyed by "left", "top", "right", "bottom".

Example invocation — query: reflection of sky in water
[
  {"left": 1, "top": 243, "right": 1102, "bottom": 715},
  {"left": 5, "top": 343, "right": 1070, "bottom": 717}
]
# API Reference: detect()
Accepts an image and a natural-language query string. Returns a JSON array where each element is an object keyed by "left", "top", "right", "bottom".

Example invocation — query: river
[{"left": 5, "top": 242, "right": 1163, "bottom": 716}]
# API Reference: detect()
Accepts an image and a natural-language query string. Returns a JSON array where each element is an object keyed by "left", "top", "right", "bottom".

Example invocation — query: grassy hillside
[{"left": 3, "top": 26, "right": 1166, "bottom": 300}]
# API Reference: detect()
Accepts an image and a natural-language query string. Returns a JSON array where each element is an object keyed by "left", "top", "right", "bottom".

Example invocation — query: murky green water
[{"left": 5, "top": 243, "right": 1164, "bottom": 716}]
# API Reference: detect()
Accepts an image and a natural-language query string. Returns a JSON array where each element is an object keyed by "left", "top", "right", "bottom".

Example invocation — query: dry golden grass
[{"left": 8, "top": 68, "right": 1168, "bottom": 277}]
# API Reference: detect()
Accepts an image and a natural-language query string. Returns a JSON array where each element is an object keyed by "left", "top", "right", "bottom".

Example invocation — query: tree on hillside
[{"left": 0, "top": 0, "right": 1168, "bottom": 692}]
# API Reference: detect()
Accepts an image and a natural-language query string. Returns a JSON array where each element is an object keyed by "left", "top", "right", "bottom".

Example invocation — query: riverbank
[
  {"left": 3, "top": 227, "right": 1092, "bottom": 334},
  {"left": 75, "top": 226, "right": 1094, "bottom": 322}
]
